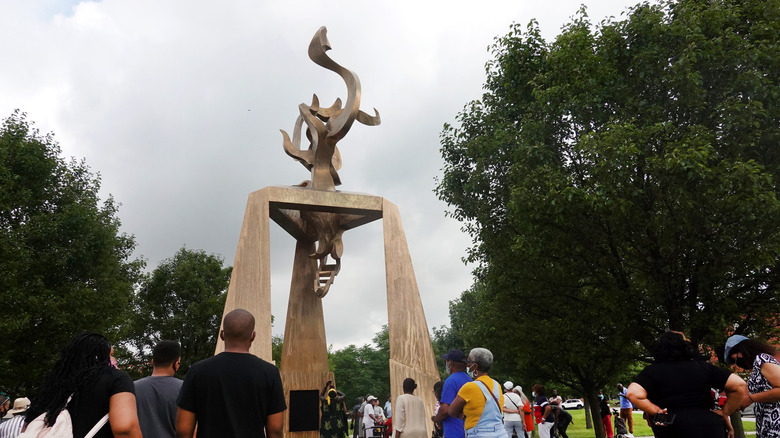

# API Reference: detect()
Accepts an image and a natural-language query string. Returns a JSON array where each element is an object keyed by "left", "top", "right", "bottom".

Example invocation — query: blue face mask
[
  {"left": 599, "top": 395, "right": 604, "bottom": 400},
  {"left": 466, "top": 364, "right": 476, "bottom": 378}
]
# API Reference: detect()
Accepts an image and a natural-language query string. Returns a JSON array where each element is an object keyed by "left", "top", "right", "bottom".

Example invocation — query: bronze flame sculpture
[{"left": 280, "top": 26, "right": 381, "bottom": 297}]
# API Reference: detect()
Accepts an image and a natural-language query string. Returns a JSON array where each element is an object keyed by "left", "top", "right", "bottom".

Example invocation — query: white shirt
[
  {"left": 363, "top": 402, "right": 376, "bottom": 426},
  {"left": 503, "top": 392, "right": 524, "bottom": 422}
]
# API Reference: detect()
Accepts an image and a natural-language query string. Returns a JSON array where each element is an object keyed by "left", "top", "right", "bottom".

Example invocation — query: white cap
[{"left": 503, "top": 381, "right": 513, "bottom": 390}]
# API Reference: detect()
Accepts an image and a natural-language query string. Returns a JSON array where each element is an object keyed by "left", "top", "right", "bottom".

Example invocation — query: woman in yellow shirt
[{"left": 448, "top": 348, "right": 508, "bottom": 438}]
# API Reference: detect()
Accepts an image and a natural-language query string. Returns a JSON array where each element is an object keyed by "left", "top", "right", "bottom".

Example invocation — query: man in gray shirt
[{"left": 135, "top": 340, "right": 183, "bottom": 438}]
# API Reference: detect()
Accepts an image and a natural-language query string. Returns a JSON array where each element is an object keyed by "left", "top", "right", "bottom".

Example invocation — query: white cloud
[{"left": 0, "top": 0, "right": 643, "bottom": 350}]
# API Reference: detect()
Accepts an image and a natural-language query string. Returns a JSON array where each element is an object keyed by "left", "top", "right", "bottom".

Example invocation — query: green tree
[
  {"left": 329, "top": 325, "right": 391, "bottom": 406},
  {"left": 0, "top": 111, "right": 142, "bottom": 394},
  {"left": 438, "top": 0, "right": 780, "bottom": 435},
  {"left": 123, "top": 247, "right": 231, "bottom": 376}
]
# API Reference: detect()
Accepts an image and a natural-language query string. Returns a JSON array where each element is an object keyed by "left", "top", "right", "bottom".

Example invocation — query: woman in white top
[{"left": 501, "top": 382, "right": 524, "bottom": 438}]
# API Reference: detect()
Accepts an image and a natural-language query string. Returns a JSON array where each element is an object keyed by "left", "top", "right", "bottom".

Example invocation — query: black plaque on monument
[{"left": 289, "top": 389, "right": 319, "bottom": 431}]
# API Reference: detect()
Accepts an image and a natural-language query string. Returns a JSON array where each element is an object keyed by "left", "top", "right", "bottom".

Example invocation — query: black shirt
[
  {"left": 633, "top": 360, "right": 731, "bottom": 411},
  {"left": 68, "top": 367, "right": 135, "bottom": 438},
  {"left": 177, "top": 352, "right": 287, "bottom": 438}
]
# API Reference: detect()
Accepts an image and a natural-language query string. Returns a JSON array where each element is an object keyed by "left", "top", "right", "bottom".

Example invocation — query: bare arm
[
  {"left": 266, "top": 411, "right": 284, "bottom": 438},
  {"left": 721, "top": 373, "right": 748, "bottom": 416},
  {"left": 541, "top": 405, "right": 551, "bottom": 423},
  {"left": 176, "top": 408, "right": 197, "bottom": 438},
  {"left": 626, "top": 382, "right": 662, "bottom": 415},
  {"left": 108, "top": 392, "right": 141, "bottom": 438},
  {"left": 448, "top": 396, "right": 466, "bottom": 419},
  {"left": 749, "top": 362, "right": 780, "bottom": 404}
]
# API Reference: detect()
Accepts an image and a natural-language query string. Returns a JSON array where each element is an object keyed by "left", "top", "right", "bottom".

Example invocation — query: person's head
[
  {"left": 26, "top": 332, "right": 111, "bottom": 426},
  {"left": 725, "top": 336, "right": 777, "bottom": 369},
  {"left": 221, "top": 309, "right": 256, "bottom": 350},
  {"left": 9, "top": 397, "right": 30, "bottom": 416},
  {"left": 514, "top": 386, "right": 528, "bottom": 402},
  {"left": 367, "top": 395, "right": 377, "bottom": 405},
  {"left": 433, "top": 381, "right": 444, "bottom": 401},
  {"left": 327, "top": 388, "right": 337, "bottom": 402},
  {"left": 503, "top": 381, "right": 514, "bottom": 392},
  {"left": 617, "top": 383, "right": 624, "bottom": 391},
  {"left": 152, "top": 340, "right": 181, "bottom": 372},
  {"left": 466, "top": 347, "right": 493, "bottom": 376},
  {"left": 552, "top": 389, "right": 558, "bottom": 397},
  {"left": 532, "top": 384, "right": 545, "bottom": 397},
  {"left": 651, "top": 331, "right": 699, "bottom": 362},
  {"left": 403, "top": 377, "right": 417, "bottom": 394},
  {"left": 441, "top": 349, "right": 467, "bottom": 374},
  {"left": 0, "top": 395, "right": 10, "bottom": 414}
]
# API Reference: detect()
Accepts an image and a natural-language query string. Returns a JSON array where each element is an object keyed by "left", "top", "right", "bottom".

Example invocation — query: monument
[{"left": 216, "top": 27, "right": 439, "bottom": 438}]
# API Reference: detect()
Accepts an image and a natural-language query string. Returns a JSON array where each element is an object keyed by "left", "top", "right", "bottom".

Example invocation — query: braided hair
[{"left": 25, "top": 332, "right": 112, "bottom": 426}]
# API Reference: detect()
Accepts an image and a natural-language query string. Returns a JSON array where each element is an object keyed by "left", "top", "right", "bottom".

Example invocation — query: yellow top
[{"left": 457, "top": 375, "right": 505, "bottom": 430}]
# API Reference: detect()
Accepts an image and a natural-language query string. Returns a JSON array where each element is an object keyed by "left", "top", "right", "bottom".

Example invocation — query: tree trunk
[
  {"left": 586, "top": 393, "right": 605, "bottom": 438},
  {"left": 583, "top": 397, "right": 593, "bottom": 429}
]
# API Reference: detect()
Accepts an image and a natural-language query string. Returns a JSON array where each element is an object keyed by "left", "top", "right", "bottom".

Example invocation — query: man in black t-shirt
[{"left": 176, "top": 309, "right": 287, "bottom": 438}]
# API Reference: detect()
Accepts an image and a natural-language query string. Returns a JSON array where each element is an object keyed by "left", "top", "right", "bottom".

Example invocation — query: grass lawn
[{"left": 551, "top": 408, "right": 755, "bottom": 438}]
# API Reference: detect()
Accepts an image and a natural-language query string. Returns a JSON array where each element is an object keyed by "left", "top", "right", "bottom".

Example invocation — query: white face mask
[
  {"left": 532, "top": 392, "right": 536, "bottom": 397},
  {"left": 445, "top": 361, "right": 451, "bottom": 375}
]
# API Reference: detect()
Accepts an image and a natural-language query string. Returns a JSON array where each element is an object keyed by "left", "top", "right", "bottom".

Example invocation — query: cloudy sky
[{"left": 1, "top": 0, "right": 644, "bottom": 350}]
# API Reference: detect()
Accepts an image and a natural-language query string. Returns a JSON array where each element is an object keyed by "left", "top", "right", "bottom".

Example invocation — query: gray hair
[{"left": 468, "top": 347, "right": 494, "bottom": 373}]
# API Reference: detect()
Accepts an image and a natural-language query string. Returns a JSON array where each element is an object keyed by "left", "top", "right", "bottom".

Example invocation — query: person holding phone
[{"left": 627, "top": 331, "right": 747, "bottom": 437}]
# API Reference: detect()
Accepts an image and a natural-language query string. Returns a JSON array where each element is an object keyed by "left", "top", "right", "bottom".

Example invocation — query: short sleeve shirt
[
  {"left": 440, "top": 371, "right": 471, "bottom": 438},
  {"left": 632, "top": 360, "right": 731, "bottom": 411},
  {"left": 534, "top": 396, "right": 554, "bottom": 423},
  {"left": 135, "top": 376, "right": 183, "bottom": 438},
  {"left": 68, "top": 367, "right": 135, "bottom": 438},
  {"left": 177, "top": 352, "right": 286, "bottom": 438},
  {"left": 456, "top": 376, "right": 504, "bottom": 430}
]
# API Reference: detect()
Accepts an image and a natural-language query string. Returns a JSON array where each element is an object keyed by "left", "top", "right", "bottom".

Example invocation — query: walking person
[{"left": 724, "top": 335, "right": 780, "bottom": 438}]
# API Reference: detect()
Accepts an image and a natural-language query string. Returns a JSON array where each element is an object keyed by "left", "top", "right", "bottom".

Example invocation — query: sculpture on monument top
[
  {"left": 281, "top": 26, "right": 381, "bottom": 192},
  {"left": 280, "top": 26, "right": 380, "bottom": 298}
]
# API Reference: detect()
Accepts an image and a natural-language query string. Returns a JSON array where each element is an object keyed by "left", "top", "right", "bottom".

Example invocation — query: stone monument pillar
[{"left": 216, "top": 27, "right": 439, "bottom": 438}]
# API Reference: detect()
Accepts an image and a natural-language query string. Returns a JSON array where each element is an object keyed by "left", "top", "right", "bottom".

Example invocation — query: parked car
[{"left": 562, "top": 399, "right": 584, "bottom": 410}]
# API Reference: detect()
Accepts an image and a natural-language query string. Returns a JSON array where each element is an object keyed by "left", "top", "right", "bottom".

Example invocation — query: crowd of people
[
  {"left": 2, "top": 317, "right": 778, "bottom": 438},
  {"left": 0, "top": 308, "right": 285, "bottom": 438}
]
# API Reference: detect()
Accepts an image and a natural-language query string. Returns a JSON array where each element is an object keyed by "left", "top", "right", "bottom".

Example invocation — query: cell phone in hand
[{"left": 653, "top": 413, "right": 676, "bottom": 425}]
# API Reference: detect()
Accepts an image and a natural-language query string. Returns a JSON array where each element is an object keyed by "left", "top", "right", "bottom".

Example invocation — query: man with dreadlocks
[
  {"left": 22, "top": 332, "right": 141, "bottom": 437},
  {"left": 176, "top": 308, "right": 286, "bottom": 438}
]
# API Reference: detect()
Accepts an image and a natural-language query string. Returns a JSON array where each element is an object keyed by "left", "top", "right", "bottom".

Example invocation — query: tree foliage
[
  {"left": 329, "top": 325, "right": 391, "bottom": 406},
  {"left": 438, "top": 0, "right": 780, "bottom": 434},
  {"left": 0, "top": 111, "right": 142, "bottom": 395},
  {"left": 122, "top": 247, "right": 230, "bottom": 376}
]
